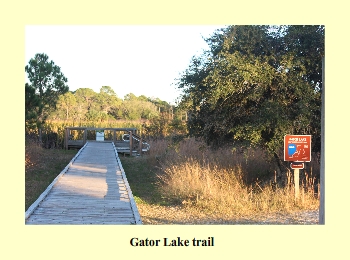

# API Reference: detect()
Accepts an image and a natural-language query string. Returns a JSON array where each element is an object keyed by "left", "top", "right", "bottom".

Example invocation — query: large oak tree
[{"left": 177, "top": 25, "right": 324, "bottom": 172}]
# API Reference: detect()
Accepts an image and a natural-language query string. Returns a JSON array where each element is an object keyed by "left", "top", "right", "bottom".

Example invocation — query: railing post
[
  {"left": 83, "top": 128, "right": 87, "bottom": 145},
  {"left": 65, "top": 128, "right": 68, "bottom": 150},
  {"left": 129, "top": 131, "right": 133, "bottom": 156},
  {"left": 139, "top": 137, "right": 142, "bottom": 156}
]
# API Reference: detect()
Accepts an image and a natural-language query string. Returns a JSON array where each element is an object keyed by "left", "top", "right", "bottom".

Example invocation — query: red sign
[
  {"left": 284, "top": 135, "right": 311, "bottom": 162},
  {"left": 290, "top": 162, "right": 304, "bottom": 169}
]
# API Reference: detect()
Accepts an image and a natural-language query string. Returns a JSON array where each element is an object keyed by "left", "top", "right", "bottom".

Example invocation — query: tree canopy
[
  {"left": 177, "top": 25, "right": 324, "bottom": 159},
  {"left": 25, "top": 53, "right": 69, "bottom": 130},
  {"left": 47, "top": 87, "right": 180, "bottom": 123}
]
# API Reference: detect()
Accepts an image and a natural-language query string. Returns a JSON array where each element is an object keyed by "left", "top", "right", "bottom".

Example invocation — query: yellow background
[{"left": 1, "top": 0, "right": 347, "bottom": 259}]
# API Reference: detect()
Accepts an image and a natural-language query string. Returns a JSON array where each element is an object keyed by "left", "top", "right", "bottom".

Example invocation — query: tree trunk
[
  {"left": 38, "top": 127, "right": 42, "bottom": 145},
  {"left": 273, "top": 152, "right": 283, "bottom": 184}
]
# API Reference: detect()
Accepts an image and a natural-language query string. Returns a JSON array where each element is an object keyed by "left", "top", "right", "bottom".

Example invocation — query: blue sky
[{"left": 25, "top": 25, "right": 225, "bottom": 104}]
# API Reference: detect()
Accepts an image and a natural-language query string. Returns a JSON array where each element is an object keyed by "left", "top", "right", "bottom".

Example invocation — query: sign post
[
  {"left": 294, "top": 169, "right": 300, "bottom": 199},
  {"left": 284, "top": 135, "right": 311, "bottom": 199}
]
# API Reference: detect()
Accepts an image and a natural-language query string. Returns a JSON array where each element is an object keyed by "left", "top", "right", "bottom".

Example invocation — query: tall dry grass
[
  {"left": 25, "top": 135, "right": 77, "bottom": 210},
  {"left": 148, "top": 137, "right": 319, "bottom": 217}
]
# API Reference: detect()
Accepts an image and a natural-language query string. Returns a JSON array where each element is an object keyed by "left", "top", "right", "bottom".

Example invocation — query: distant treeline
[
  {"left": 47, "top": 86, "right": 183, "bottom": 122},
  {"left": 25, "top": 53, "right": 188, "bottom": 144}
]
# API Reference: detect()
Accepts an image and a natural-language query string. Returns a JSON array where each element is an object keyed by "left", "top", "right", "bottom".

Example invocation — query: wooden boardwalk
[{"left": 25, "top": 142, "right": 142, "bottom": 225}]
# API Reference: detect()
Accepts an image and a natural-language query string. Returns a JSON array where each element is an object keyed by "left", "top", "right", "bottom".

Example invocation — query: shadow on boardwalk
[{"left": 25, "top": 142, "right": 141, "bottom": 225}]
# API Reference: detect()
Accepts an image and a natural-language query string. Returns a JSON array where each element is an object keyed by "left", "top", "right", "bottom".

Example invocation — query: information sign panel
[
  {"left": 96, "top": 131, "right": 104, "bottom": 141},
  {"left": 284, "top": 135, "right": 311, "bottom": 162}
]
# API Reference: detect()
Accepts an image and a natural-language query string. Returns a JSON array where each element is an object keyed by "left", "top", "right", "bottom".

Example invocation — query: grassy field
[
  {"left": 119, "top": 155, "right": 169, "bottom": 206},
  {"left": 25, "top": 140, "right": 77, "bottom": 211}
]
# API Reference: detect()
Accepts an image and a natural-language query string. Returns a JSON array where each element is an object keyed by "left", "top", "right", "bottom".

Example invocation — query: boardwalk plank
[{"left": 25, "top": 142, "right": 142, "bottom": 225}]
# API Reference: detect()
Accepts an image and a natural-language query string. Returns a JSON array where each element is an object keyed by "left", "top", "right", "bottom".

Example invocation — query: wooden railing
[{"left": 64, "top": 127, "right": 149, "bottom": 155}]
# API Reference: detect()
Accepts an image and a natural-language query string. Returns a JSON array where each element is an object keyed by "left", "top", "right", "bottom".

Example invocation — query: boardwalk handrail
[
  {"left": 122, "top": 133, "right": 150, "bottom": 152},
  {"left": 64, "top": 127, "right": 150, "bottom": 154},
  {"left": 112, "top": 142, "right": 142, "bottom": 224}
]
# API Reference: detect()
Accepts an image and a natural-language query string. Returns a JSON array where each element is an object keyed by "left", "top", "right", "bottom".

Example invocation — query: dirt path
[{"left": 137, "top": 204, "right": 319, "bottom": 224}]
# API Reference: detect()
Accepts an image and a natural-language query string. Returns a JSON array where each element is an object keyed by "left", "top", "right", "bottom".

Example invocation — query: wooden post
[
  {"left": 129, "top": 131, "right": 133, "bottom": 156},
  {"left": 139, "top": 137, "right": 142, "bottom": 156},
  {"left": 64, "top": 128, "right": 68, "bottom": 150},
  {"left": 294, "top": 168, "right": 300, "bottom": 199},
  {"left": 83, "top": 128, "right": 87, "bottom": 145},
  {"left": 319, "top": 56, "right": 325, "bottom": 224},
  {"left": 113, "top": 130, "right": 116, "bottom": 144}
]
